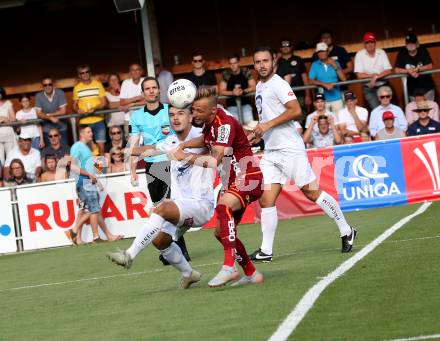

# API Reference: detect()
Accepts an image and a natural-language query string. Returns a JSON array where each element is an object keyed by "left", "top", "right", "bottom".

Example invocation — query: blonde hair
[{"left": 195, "top": 86, "right": 217, "bottom": 107}]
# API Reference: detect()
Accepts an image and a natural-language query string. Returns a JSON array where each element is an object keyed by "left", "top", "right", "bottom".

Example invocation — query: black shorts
[{"left": 145, "top": 161, "right": 171, "bottom": 205}]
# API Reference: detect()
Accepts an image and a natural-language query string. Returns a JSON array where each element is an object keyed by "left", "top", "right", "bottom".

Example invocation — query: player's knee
[
  {"left": 152, "top": 232, "right": 172, "bottom": 250},
  {"left": 154, "top": 201, "right": 172, "bottom": 217},
  {"left": 259, "top": 195, "right": 275, "bottom": 208},
  {"left": 302, "top": 188, "right": 321, "bottom": 202},
  {"left": 215, "top": 204, "right": 229, "bottom": 219}
]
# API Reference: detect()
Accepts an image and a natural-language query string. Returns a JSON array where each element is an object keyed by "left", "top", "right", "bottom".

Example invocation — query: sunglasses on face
[
  {"left": 79, "top": 70, "right": 90, "bottom": 75},
  {"left": 192, "top": 59, "right": 203, "bottom": 63},
  {"left": 49, "top": 134, "right": 59, "bottom": 138},
  {"left": 112, "top": 153, "right": 123, "bottom": 157},
  {"left": 43, "top": 83, "right": 53, "bottom": 87},
  {"left": 415, "top": 109, "right": 429, "bottom": 113},
  {"left": 380, "top": 95, "right": 391, "bottom": 99},
  {"left": 111, "top": 131, "right": 121, "bottom": 135}
]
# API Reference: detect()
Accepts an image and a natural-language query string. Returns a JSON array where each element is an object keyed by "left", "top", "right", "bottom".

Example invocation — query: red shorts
[{"left": 225, "top": 171, "right": 263, "bottom": 221}]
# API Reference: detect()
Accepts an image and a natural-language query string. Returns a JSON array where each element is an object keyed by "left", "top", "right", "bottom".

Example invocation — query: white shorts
[
  {"left": 260, "top": 149, "right": 316, "bottom": 188},
  {"left": 161, "top": 198, "right": 214, "bottom": 241}
]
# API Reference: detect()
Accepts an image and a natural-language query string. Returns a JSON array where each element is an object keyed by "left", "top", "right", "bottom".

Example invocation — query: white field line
[
  {"left": 1, "top": 211, "right": 438, "bottom": 294},
  {"left": 268, "top": 202, "right": 432, "bottom": 341},
  {"left": 384, "top": 334, "right": 440, "bottom": 341}
]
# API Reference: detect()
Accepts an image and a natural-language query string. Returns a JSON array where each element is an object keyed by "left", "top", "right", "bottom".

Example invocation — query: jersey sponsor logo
[
  {"left": 413, "top": 141, "right": 440, "bottom": 194},
  {"left": 161, "top": 124, "right": 170, "bottom": 135},
  {"left": 177, "top": 164, "right": 191, "bottom": 178},
  {"left": 290, "top": 60, "right": 297, "bottom": 66},
  {"left": 217, "top": 124, "right": 231, "bottom": 143},
  {"left": 288, "top": 91, "right": 294, "bottom": 97},
  {"left": 255, "top": 94, "right": 262, "bottom": 120},
  {"left": 228, "top": 220, "right": 235, "bottom": 241}
]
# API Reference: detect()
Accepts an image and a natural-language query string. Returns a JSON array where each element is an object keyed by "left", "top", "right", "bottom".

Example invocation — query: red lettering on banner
[
  {"left": 53, "top": 200, "right": 76, "bottom": 228},
  {"left": 27, "top": 203, "right": 52, "bottom": 232},
  {"left": 101, "top": 195, "right": 124, "bottom": 221},
  {"left": 125, "top": 192, "right": 148, "bottom": 219}
]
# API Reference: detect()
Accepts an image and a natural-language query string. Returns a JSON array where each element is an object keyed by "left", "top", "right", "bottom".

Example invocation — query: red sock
[
  {"left": 216, "top": 204, "right": 236, "bottom": 267},
  {"left": 235, "top": 238, "right": 256, "bottom": 276}
]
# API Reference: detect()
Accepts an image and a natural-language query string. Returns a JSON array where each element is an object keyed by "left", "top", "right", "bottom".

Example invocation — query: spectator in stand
[
  {"left": 0, "top": 87, "right": 16, "bottom": 166},
  {"left": 407, "top": 101, "right": 440, "bottom": 136},
  {"left": 16, "top": 94, "right": 44, "bottom": 150},
  {"left": 73, "top": 64, "right": 107, "bottom": 155},
  {"left": 276, "top": 38, "right": 311, "bottom": 116},
  {"left": 155, "top": 59, "right": 174, "bottom": 104},
  {"left": 303, "top": 114, "right": 342, "bottom": 148},
  {"left": 305, "top": 93, "right": 338, "bottom": 132},
  {"left": 4, "top": 133, "right": 42, "bottom": 182},
  {"left": 39, "top": 154, "right": 58, "bottom": 182},
  {"left": 219, "top": 54, "right": 256, "bottom": 125},
  {"left": 337, "top": 91, "right": 369, "bottom": 143},
  {"left": 4, "top": 159, "right": 33, "bottom": 186},
  {"left": 369, "top": 86, "right": 407, "bottom": 138},
  {"left": 395, "top": 32, "right": 435, "bottom": 101},
  {"left": 405, "top": 88, "right": 439, "bottom": 124},
  {"left": 120, "top": 63, "right": 146, "bottom": 136},
  {"left": 0, "top": 164, "right": 3, "bottom": 187},
  {"left": 35, "top": 77, "right": 68, "bottom": 146},
  {"left": 104, "top": 126, "right": 126, "bottom": 166},
  {"left": 309, "top": 42, "right": 346, "bottom": 114},
  {"left": 108, "top": 147, "right": 125, "bottom": 173},
  {"left": 375, "top": 111, "right": 406, "bottom": 140},
  {"left": 41, "top": 128, "right": 70, "bottom": 160},
  {"left": 105, "top": 73, "right": 125, "bottom": 130},
  {"left": 312, "top": 29, "right": 353, "bottom": 87},
  {"left": 354, "top": 32, "right": 393, "bottom": 110},
  {"left": 186, "top": 52, "right": 217, "bottom": 91}
]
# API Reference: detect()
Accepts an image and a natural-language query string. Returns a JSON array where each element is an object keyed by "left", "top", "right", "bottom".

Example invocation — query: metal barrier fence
[{"left": 1, "top": 69, "right": 440, "bottom": 141}]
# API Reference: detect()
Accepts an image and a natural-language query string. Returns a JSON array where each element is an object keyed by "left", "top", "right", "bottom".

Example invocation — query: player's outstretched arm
[
  {"left": 130, "top": 145, "right": 159, "bottom": 156},
  {"left": 179, "top": 136, "right": 206, "bottom": 149}
]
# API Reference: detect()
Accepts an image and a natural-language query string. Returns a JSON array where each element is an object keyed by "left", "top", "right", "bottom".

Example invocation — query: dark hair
[
  {"left": 0, "top": 87, "right": 6, "bottom": 99},
  {"left": 77, "top": 64, "right": 90, "bottom": 73},
  {"left": 191, "top": 51, "right": 204, "bottom": 59},
  {"left": 319, "top": 28, "right": 334, "bottom": 37},
  {"left": 141, "top": 76, "right": 159, "bottom": 91},
  {"left": 108, "top": 73, "right": 120, "bottom": 81},
  {"left": 41, "top": 76, "right": 52, "bottom": 82},
  {"left": 413, "top": 88, "right": 426, "bottom": 97},
  {"left": 10, "top": 158, "right": 25, "bottom": 169},
  {"left": 279, "top": 37, "right": 292, "bottom": 45},
  {"left": 19, "top": 93, "right": 30, "bottom": 101},
  {"left": 228, "top": 53, "right": 241, "bottom": 62},
  {"left": 253, "top": 46, "right": 276, "bottom": 60},
  {"left": 79, "top": 125, "right": 91, "bottom": 132},
  {"left": 44, "top": 154, "right": 57, "bottom": 162}
]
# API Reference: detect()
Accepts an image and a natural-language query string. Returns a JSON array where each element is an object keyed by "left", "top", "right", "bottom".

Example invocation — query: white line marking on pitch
[
  {"left": 268, "top": 202, "right": 432, "bottom": 341},
  {"left": 384, "top": 334, "right": 440, "bottom": 341},
  {"left": 1, "top": 213, "right": 438, "bottom": 294}
]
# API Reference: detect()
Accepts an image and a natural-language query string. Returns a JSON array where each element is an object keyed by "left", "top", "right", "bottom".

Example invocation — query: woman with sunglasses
[
  {"left": 104, "top": 126, "right": 126, "bottom": 167},
  {"left": 108, "top": 146, "right": 125, "bottom": 173}
]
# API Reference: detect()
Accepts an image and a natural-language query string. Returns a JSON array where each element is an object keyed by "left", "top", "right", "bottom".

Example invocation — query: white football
[{"left": 167, "top": 79, "right": 197, "bottom": 109}]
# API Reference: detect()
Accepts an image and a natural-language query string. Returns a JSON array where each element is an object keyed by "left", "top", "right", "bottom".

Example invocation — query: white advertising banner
[
  {"left": 0, "top": 189, "right": 17, "bottom": 254},
  {"left": 17, "top": 174, "right": 153, "bottom": 251}
]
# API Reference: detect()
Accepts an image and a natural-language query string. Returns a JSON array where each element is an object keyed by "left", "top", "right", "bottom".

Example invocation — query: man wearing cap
[
  {"left": 354, "top": 32, "right": 392, "bottom": 110},
  {"left": 276, "top": 38, "right": 311, "bottom": 116},
  {"left": 395, "top": 32, "right": 435, "bottom": 101},
  {"left": 407, "top": 101, "right": 440, "bottom": 136},
  {"left": 405, "top": 88, "right": 439, "bottom": 124},
  {"left": 309, "top": 42, "right": 346, "bottom": 114},
  {"left": 369, "top": 86, "right": 407, "bottom": 138},
  {"left": 337, "top": 91, "right": 369, "bottom": 143},
  {"left": 305, "top": 93, "right": 338, "bottom": 133},
  {"left": 376, "top": 111, "right": 406, "bottom": 140},
  {"left": 3, "top": 132, "right": 42, "bottom": 182}
]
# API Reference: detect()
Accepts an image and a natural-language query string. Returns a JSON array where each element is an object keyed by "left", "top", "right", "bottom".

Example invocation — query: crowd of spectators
[{"left": 0, "top": 29, "right": 439, "bottom": 188}]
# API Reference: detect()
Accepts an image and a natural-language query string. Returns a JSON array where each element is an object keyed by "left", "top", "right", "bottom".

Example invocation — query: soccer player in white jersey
[
  {"left": 248, "top": 47, "right": 357, "bottom": 262},
  {"left": 107, "top": 106, "right": 215, "bottom": 289}
]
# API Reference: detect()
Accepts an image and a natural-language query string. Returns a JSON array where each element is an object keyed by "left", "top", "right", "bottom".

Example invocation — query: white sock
[
  {"left": 315, "top": 191, "right": 351, "bottom": 237},
  {"left": 126, "top": 213, "right": 164, "bottom": 259},
  {"left": 160, "top": 242, "right": 192, "bottom": 277},
  {"left": 260, "top": 206, "right": 278, "bottom": 255}
]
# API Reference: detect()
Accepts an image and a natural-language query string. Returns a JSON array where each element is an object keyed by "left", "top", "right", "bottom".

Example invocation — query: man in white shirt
[
  {"left": 107, "top": 106, "right": 214, "bottom": 289},
  {"left": 369, "top": 86, "right": 408, "bottom": 138},
  {"left": 4, "top": 133, "right": 42, "bottom": 181},
  {"left": 337, "top": 91, "right": 369, "bottom": 143},
  {"left": 120, "top": 63, "right": 146, "bottom": 133},
  {"left": 249, "top": 46, "right": 357, "bottom": 262},
  {"left": 354, "top": 32, "right": 393, "bottom": 110}
]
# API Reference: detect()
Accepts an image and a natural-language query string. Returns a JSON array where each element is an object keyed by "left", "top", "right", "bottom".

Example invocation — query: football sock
[
  {"left": 160, "top": 242, "right": 192, "bottom": 277},
  {"left": 126, "top": 213, "right": 164, "bottom": 259},
  {"left": 260, "top": 206, "right": 278, "bottom": 255},
  {"left": 315, "top": 191, "right": 351, "bottom": 237},
  {"left": 235, "top": 238, "right": 256, "bottom": 276},
  {"left": 216, "top": 204, "right": 237, "bottom": 267}
]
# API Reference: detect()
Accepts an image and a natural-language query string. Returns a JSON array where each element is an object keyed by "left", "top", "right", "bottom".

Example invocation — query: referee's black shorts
[{"left": 145, "top": 161, "right": 171, "bottom": 205}]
